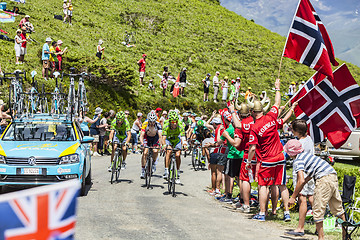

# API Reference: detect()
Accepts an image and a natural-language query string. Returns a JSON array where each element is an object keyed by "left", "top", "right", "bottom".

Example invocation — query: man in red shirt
[
  {"left": 137, "top": 54, "right": 146, "bottom": 86},
  {"left": 20, "top": 28, "right": 27, "bottom": 63},
  {"left": 247, "top": 79, "right": 291, "bottom": 222}
]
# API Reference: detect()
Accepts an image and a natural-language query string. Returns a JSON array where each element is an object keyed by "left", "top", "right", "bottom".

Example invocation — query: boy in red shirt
[{"left": 137, "top": 54, "right": 146, "bottom": 86}]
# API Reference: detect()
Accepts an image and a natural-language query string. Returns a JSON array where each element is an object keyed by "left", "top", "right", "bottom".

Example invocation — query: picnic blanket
[
  {"left": 4, "top": 10, "right": 19, "bottom": 16},
  {"left": 0, "top": 12, "right": 15, "bottom": 23},
  {"left": 0, "top": 28, "right": 8, "bottom": 34}
]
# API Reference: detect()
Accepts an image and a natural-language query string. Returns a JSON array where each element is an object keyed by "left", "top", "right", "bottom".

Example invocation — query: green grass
[{"left": 1, "top": 0, "right": 360, "bottom": 120}]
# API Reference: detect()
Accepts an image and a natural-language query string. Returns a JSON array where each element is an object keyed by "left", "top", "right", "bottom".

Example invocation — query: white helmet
[{"left": 147, "top": 110, "right": 157, "bottom": 122}]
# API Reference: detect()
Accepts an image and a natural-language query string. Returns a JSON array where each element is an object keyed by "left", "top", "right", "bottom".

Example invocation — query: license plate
[{"left": 21, "top": 168, "right": 42, "bottom": 175}]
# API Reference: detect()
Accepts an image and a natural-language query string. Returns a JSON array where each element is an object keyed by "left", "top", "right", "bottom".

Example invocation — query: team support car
[
  {"left": 0, "top": 114, "right": 93, "bottom": 195},
  {"left": 327, "top": 128, "right": 360, "bottom": 160}
]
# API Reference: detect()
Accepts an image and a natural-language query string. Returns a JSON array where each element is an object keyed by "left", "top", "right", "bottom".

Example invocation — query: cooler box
[{"left": 0, "top": 2, "right": 6, "bottom": 10}]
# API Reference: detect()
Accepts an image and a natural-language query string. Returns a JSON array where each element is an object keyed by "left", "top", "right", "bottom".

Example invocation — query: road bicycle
[
  {"left": 5, "top": 70, "right": 26, "bottom": 116},
  {"left": 51, "top": 71, "right": 65, "bottom": 114},
  {"left": 26, "top": 70, "right": 38, "bottom": 114},
  {"left": 124, "top": 31, "right": 136, "bottom": 45},
  {"left": 76, "top": 72, "right": 88, "bottom": 115},
  {"left": 142, "top": 146, "right": 160, "bottom": 189},
  {"left": 110, "top": 142, "right": 124, "bottom": 184},
  {"left": 165, "top": 148, "right": 184, "bottom": 197},
  {"left": 191, "top": 141, "right": 206, "bottom": 171}
]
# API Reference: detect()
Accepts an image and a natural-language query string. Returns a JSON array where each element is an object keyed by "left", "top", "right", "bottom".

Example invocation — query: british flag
[
  {"left": 296, "top": 64, "right": 360, "bottom": 148},
  {"left": 0, "top": 180, "right": 80, "bottom": 240},
  {"left": 283, "top": 0, "right": 337, "bottom": 79}
]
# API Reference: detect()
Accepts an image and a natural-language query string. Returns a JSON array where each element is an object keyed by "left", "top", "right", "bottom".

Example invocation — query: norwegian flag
[
  {"left": 283, "top": 0, "right": 337, "bottom": 79},
  {"left": 0, "top": 180, "right": 80, "bottom": 240},
  {"left": 294, "top": 106, "right": 325, "bottom": 144},
  {"left": 172, "top": 73, "right": 180, "bottom": 98},
  {"left": 297, "top": 64, "right": 360, "bottom": 148}
]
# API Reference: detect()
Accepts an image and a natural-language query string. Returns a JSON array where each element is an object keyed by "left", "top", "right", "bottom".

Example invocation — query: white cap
[
  {"left": 137, "top": 112, "right": 143, "bottom": 117},
  {"left": 46, "top": 37, "right": 52, "bottom": 42},
  {"left": 216, "top": 71, "right": 220, "bottom": 74}
]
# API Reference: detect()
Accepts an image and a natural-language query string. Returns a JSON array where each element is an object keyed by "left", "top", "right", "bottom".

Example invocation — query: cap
[
  {"left": 291, "top": 81, "right": 296, "bottom": 85},
  {"left": 46, "top": 37, "right": 52, "bottom": 42},
  {"left": 137, "top": 112, "right": 143, "bottom": 117},
  {"left": 142, "top": 54, "right": 147, "bottom": 57},
  {"left": 248, "top": 87, "right": 252, "bottom": 90},
  {"left": 124, "top": 110, "right": 130, "bottom": 114},
  {"left": 195, "top": 117, "right": 201, "bottom": 121},
  {"left": 216, "top": 71, "right": 220, "bottom": 74},
  {"left": 16, "top": 29, "right": 22, "bottom": 33},
  {"left": 224, "top": 76, "right": 229, "bottom": 80},
  {"left": 207, "top": 73, "right": 211, "bottom": 76},
  {"left": 211, "top": 118, "right": 222, "bottom": 124},
  {"left": 25, "top": 15, "right": 30, "bottom": 18},
  {"left": 284, "top": 139, "right": 304, "bottom": 156},
  {"left": 98, "top": 39, "right": 103, "bottom": 45},
  {"left": 155, "top": 107, "right": 162, "bottom": 112},
  {"left": 95, "top": 107, "right": 103, "bottom": 114},
  {"left": 231, "top": 79, "right": 236, "bottom": 83},
  {"left": 162, "top": 111, "right": 168, "bottom": 115},
  {"left": 183, "top": 68, "right": 187, "bottom": 71},
  {"left": 236, "top": 77, "right": 240, "bottom": 80},
  {"left": 57, "top": 40, "right": 63, "bottom": 45}
]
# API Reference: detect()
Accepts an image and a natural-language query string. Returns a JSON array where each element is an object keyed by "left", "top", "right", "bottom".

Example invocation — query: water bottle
[{"left": 248, "top": 167, "right": 254, "bottom": 183}]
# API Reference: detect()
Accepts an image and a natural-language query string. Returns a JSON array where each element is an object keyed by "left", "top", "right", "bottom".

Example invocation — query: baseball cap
[
  {"left": 137, "top": 112, "right": 143, "bottom": 117},
  {"left": 46, "top": 37, "right": 52, "bottom": 42},
  {"left": 284, "top": 139, "right": 304, "bottom": 156},
  {"left": 155, "top": 107, "right": 162, "bottom": 112}
]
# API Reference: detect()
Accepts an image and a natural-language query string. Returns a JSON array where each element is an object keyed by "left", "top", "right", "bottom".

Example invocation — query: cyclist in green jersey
[
  {"left": 108, "top": 111, "right": 131, "bottom": 171},
  {"left": 162, "top": 111, "right": 187, "bottom": 183}
]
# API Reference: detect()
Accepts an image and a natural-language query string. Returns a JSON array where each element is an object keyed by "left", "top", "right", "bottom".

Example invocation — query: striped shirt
[{"left": 294, "top": 152, "right": 336, "bottom": 180}]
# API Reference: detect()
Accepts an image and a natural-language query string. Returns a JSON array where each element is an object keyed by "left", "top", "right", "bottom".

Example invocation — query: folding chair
[{"left": 337, "top": 175, "right": 360, "bottom": 240}]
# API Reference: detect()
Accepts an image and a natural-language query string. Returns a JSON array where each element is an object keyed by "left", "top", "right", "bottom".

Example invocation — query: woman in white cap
[
  {"left": 56, "top": 40, "right": 67, "bottom": 71},
  {"left": 14, "top": 29, "right": 24, "bottom": 64},
  {"left": 96, "top": 39, "right": 105, "bottom": 60},
  {"left": 130, "top": 112, "right": 143, "bottom": 153},
  {"left": 62, "top": 0, "right": 68, "bottom": 23}
]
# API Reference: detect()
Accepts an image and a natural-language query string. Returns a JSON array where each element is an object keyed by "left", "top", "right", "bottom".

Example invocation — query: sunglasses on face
[{"left": 170, "top": 121, "right": 177, "bottom": 124}]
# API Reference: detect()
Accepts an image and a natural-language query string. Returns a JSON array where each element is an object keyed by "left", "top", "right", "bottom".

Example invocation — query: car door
[{"left": 75, "top": 122, "right": 90, "bottom": 176}]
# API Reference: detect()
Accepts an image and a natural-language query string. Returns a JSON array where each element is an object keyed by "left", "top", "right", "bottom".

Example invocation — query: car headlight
[
  {"left": 59, "top": 154, "right": 79, "bottom": 164},
  {"left": 0, "top": 155, "right": 5, "bottom": 164}
]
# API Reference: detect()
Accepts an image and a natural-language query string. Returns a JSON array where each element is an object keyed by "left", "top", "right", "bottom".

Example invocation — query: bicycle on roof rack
[
  {"left": 26, "top": 70, "right": 39, "bottom": 115},
  {"left": 51, "top": 71, "right": 65, "bottom": 115}
]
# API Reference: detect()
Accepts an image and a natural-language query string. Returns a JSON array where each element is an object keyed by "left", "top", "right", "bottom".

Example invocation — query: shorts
[
  {"left": 239, "top": 159, "right": 257, "bottom": 182},
  {"left": 131, "top": 132, "right": 138, "bottom": 145},
  {"left": 90, "top": 134, "right": 99, "bottom": 143},
  {"left": 210, "top": 153, "right": 227, "bottom": 165},
  {"left": 43, "top": 60, "right": 50, "bottom": 69},
  {"left": 180, "top": 82, "right": 186, "bottom": 88},
  {"left": 15, "top": 47, "right": 21, "bottom": 57},
  {"left": 224, "top": 158, "right": 242, "bottom": 178},
  {"left": 113, "top": 135, "right": 127, "bottom": 145},
  {"left": 313, "top": 174, "right": 344, "bottom": 222},
  {"left": 63, "top": 9, "right": 67, "bottom": 15},
  {"left": 204, "top": 86, "right": 209, "bottom": 94},
  {"left": 258, "top": 152, "right": 286, "bottom": 186},
  {"left": 139, "top": 71, "right": 145, "bottom": 78},
  {"left": 165, "top": 138, "right": 181, "bottom": 149},
  {"left": 20, "top": 47, "right": 27, "bottom": 55},
  {"left": 98, "top": 135, "right": 105, "bottom": 150},
  {"left": 293, "top": 171, "right": 315, "bottom": 196},
  {"left": 67, "top": 10, "right": 73, "bottom": 16},
  {"left": 144, "top": 134, "right": 160, "bottom": 147}
]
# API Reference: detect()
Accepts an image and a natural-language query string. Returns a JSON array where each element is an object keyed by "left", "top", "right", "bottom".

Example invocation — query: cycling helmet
[
  {"left": 197, "top": 120, "right": 204, "bottom": 127},
  {"left": 168, "top": 111, "right": 179, "bottom": 121},
  {"left": 195, "top": 117, "right": 201, "bottom": 121},
  {"left": 182, "top": 112, "right": 189, "bottom": 117},
  {"left": 147, "top": 110, "right": 157, "bottom": 122},
  {"left": 116, "top": 111, "right": 126, "bottom": 121},
  {"left": 190, "top": 112, "right": 197, "bottom": 117}
]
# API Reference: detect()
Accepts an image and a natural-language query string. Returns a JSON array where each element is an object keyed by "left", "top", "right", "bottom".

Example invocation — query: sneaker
[
  {"left": 152, "top": 164, "right": 156, "bottom": 173},
  {"left": 163, "top": 171, "right": 168, "bottom": 180},
  {"left": 219, "top": 197, "right": 233, "bottom": 204},
  {"left": 93, "top": 152, "right": 101, "bottom": 157},
  {"left": 239, "top": 205, "right": 251, "bottom": 213},
  {"left": 121, "top": 162, "right": 126, "bottom": 169},
  {"left": 175, "top": 178, "right": 181, "bottom": 184},
  {"left": 90, "top": 150, "right": 93, "bottom": 156},
  {"left": 252, "top": 214, "right": 265, "bottom": 222},
  {"left": 233, "top": 201, "right": 242, "bottom": 209},
  {"left": 140, "top": 171, "right": 145, "bottom": 179},
  {"left": 284, "top": 213, "right": 291, "bottom": 222},
  {"left": 215, "top": 194, "right": 226, "bottom": 200},
  {"left": 107, "top": 166, "right": 112, "bottom": 172}
]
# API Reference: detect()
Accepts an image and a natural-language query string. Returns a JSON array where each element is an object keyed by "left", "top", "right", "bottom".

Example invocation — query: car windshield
[{"left": 2, "top": 122, "right": 76, "bottom": 141}]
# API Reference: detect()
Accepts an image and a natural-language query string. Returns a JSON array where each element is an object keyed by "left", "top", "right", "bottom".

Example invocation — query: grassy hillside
[{"left": 1, "top": 0, "right": 360, "bottom": 118}]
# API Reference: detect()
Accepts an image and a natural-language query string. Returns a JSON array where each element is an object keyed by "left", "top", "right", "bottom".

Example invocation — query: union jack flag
[
  {"left": 283, "top": 0, "right": 337, "bottom": 79},
  {"left": 0, "top": 180, "right": 80, "bottom": 240},
  {"left": 296, "top": 64, "right": 360, "bottom": 148}
]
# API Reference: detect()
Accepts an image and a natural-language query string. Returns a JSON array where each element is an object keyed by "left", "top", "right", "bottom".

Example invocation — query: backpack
[{"left": 54, "top": 15, "right": 63, "bottom": 20}]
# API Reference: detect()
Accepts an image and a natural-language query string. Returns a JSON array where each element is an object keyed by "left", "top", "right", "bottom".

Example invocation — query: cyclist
[
  {"left": 162, "top": 111, "right": 187, "bottom": 184},
  {"left": 192, "top": 120, "right": 211, "bottom": 164},
  {"left": 139, "top": 110, "right": 163, "bottom": 179},
  {"left": 108, "top": 111, "right": 131, "bottom": 172}
]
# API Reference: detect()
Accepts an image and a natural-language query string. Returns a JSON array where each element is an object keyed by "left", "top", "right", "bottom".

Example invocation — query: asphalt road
[{"left": 75, "top": 153, "right": 318, "bottom": 240}]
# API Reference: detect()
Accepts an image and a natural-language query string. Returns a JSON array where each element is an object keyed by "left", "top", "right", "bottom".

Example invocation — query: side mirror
[{"left": 81, "top": 136, "right": 94, "bottom": 144}]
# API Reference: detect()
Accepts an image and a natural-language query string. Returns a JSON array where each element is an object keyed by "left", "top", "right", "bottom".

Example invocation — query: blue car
[{"left": 0, "top": 114, "right": 93, "bottom": 196}]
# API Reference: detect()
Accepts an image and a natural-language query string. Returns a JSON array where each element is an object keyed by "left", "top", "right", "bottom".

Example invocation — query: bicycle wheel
[
  {"left": 192, "top": 147, "right": 197, "bottom": 171},
  {"left": 9, "top": 84, "right": 15, "bottom": 114},
  {"left": 110, "top": 150, "right": 119, "bottom": 184},
  {"left": 195, "top": 149, "right": 201, "bottom": 171},
  {"left": 171, "top": 159, "right": 176, "bottom": 197},
  {"left": 167, "top": 157, "right": 173, "bottom": 194},
  {"left": 116, "top": 149, "right": 122, "bottom": 181},
  {"left": 145, "top": 153, "right": 152, "bottom": 189}
]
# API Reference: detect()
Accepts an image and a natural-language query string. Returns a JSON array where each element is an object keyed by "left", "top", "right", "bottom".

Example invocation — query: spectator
[
  {"left": 298, "top": 81, "right": 305, "bottom": 90},
  {"left": 213, "top": 71, "right": 220, "bottom": 102},
  {"left": 90, "top": 107, "right": 103, "bottom": 157},
  {"left": 202, "top": 73, "right": 211, "bottom": 102},
  {"left": 77, "top": 108, "right": 100, "bottom": 136},
  {"left": 0, "top": 100, "right": 11, "bottom": 120},
  {"left": 284, "top": 139, "right": 346, "bottom": 240},
  {"left": 124, "top": 110, "right": 130, "bottom": 120},
  {"left": 42, "top": 37, "right": 52, "bottom": 80},
  {"left": 49, "top": 41, "right": 58, "bottom": 77},
  {"left": 56, "top": 40, "right": 67, "bottom": 71},
  {"left": 148, "top": 79, "right": 155, "bottom": 92},
  {"left": 0, "top": 64, "right": 2, "bottom": 76},
  {"left": 96, "top": 39, "right": 105, "bottom": 60},
  {"left": 19, "top": 15, "right": 30, "bottom": 30},
  {"left": 235, "top": 77, "right": 241, "bottom": 98},
  {"left": 62, "top": 0, "right": 68, "bottom": 23},
  {"left": 137, "top": 54, "right": 146, "bottom": 86},
  {"left": 287, "top": 81, "right": 296, "bottom": 98},
  {"left": 244, "top": 87, "right": 253, "bottom": 100},
  {"left": 67, "top": 0, "right": 73, "bottom": 25},
  {"left": 14, "top": 29, "right": 23, "bottom": 64},
  {"left": 229, "top": 79, "right": 236, "bottom": 101},
  {"left": 130, "top": 112, "right": 143, "bottom": 154},
  {"left": 19, "top": 28, "right": 27, "bottom": 63},
  {"left": 179, "top": 67, "right": 187, "bottom": 96},
  {"left": 155, "top": 108, "right": 162, "bottom": 122},
  {"left": 161, "top": 71, "right": 168, "bottom": 97},
  {"left": 159, "top": 111, "right": 167, "bottom": 127},
  {"left": 98, "top": 112, "right": 110, "bottom": 156},
  {"left": 221, "top": 76, "right": 229, "bottom": 103}
]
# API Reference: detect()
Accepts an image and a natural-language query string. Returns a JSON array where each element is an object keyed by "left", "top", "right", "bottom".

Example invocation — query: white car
[{"left": 327, "top": 128, "right": 360, "bottom": 160}]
